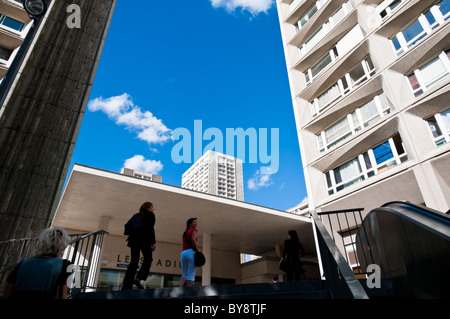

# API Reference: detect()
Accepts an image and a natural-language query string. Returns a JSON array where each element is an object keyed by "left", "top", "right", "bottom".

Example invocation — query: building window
[
  {"left": 425, "top": 107, "right": 450, "bottom": 146},
  {"left": 0, "top": 46, "right": 13, "bottom": 64},
  {"left": 378, "top": 0, "right": 404, "bottom": 20},
  {"left": 325, "top": 134, "right": 408, "bottom": 195},
  {"left": 299, "top": 1, "right": 353, "bottom": 58},
  {"left": 317, "top": 93, "right": 390, "bottom": 153},
  {"left": 390, "top": 0, "right": 450, "bottom": 56},
  {"left": 311, "top": 57, "right": 376, "bottom": 116},
  {"left": 295, "top": 0, "right": 328, "bottom": 32},
  {"left": 305, "top": 25, "right": 364, "bottom": 85},
  {"left": 0, "top": 15, "right": 25, "bottom": 33},
  {"left": 407, "top": 50, "right": 450, "bottom": 97}
]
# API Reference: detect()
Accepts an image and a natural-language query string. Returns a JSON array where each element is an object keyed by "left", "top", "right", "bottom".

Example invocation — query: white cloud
[
  {"left": 123, "top": 155, "right": 163, "bottom": 175},
  {"left": 87, "top": 93, "right": 172, "bottom": 146},
  {"left": 248, "top": 169, "right": 273, "bottom": 190},
  {"left": 210, "top": 0, "right": 274, "bottom": 15}
]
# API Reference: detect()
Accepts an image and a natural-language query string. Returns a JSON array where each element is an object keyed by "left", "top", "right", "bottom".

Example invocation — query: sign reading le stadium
[{"left": 116, "top": 254, "right": 182, "bottom": 270}]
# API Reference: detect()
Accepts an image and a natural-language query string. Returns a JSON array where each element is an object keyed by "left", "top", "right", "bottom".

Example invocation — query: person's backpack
[{"left": 124, "top": 213, "right": 143, "bottom": 236}]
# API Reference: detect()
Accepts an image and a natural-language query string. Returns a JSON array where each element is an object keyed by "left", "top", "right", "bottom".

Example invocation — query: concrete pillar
[
  {"left": 201, "top": 233, "right": 211, "bottom": 286},
  {"left": 0, "top": 0, "right": 117, "bottom": 243},
  {"left": 98, "top": 216, "right": 111, "bottom": 231}
]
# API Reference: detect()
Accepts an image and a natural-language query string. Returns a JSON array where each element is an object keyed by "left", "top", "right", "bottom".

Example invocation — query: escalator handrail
[{"left": 374, "top": 201, "right": 450, "bottom": 239}]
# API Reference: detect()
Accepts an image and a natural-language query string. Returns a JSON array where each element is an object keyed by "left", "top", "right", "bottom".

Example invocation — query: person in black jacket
[
  {"left": 122, "top": 201, "right": 156, "bottom": 290},
  {"left": 280, "top": 230, "right": 305, "bottom": 281}
]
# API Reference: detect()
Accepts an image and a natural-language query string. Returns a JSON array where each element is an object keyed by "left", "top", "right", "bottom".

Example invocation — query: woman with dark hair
[
  {"left": 179, "top": 218, "right": 198, "bottom": 287},
  {"left": 280, "top": 230, "right": 305, "bottom": 281},
  {"left": 122, "top": 201, "right": 156, "bottom": 290}
]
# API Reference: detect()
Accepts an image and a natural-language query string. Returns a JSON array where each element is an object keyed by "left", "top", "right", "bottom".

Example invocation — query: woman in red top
[{"left": 179, "top": 218, "right": 198, "bottom": 287}]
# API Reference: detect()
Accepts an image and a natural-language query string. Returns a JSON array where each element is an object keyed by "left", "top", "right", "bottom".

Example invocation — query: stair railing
[
  {"left": 0, "top": 230, "right": 108, "bottom": 297},
  {"left": 312, "top": 211, "right": 369, "bottom": 299}
]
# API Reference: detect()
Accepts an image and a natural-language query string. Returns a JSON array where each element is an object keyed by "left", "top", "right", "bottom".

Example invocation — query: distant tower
[{"left": 182, "top": 150, "right": 244, "bottom": 201}]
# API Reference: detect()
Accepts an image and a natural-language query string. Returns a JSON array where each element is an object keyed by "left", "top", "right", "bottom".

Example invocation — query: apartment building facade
[
  {"left": 0, "top": 0, "right": 32, "bottom": 81},
  {"left": 182, "top": 150, "right": 244, "bottom": 201},
  {"left": 277, "top": 0, "right": 450, "bottom": 214}
]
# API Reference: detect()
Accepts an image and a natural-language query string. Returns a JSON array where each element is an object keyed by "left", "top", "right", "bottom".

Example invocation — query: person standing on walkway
[
  {"left": 179, "top": 218, "right": 198, "bottom": 287},
  {"left": 122, "top": 201, "right": 156, "bottom": 290},
  {"left": 2, "top": 227, "right": 72, "bottom": 299},
  {"left": 280, "top": 230, "right": 305, "bottom": 281}
]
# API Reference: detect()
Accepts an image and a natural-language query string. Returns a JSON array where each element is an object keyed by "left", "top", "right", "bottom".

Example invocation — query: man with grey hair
[{"left": 1, "top": 227, "right": 72, "bottom": 299}]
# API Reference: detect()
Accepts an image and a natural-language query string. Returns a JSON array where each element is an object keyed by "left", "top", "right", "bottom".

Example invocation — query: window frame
[
  {"left": 407, "top": 50, "right": 450, "bottom": 97},
  {"left": 425, "top": 107, "right": 450, "bottom": 146},
  {"left": 325, "top": 134, "right": 407, "bottom": 195},
  {"left": 0, "top": 14, "right": 25, "bottom": 34},
  {"left": 390, "top": 0, "right": 450, "bottom": 56},
  {"left": 317, "top": 93, "right": 390, "bottom": 153}
]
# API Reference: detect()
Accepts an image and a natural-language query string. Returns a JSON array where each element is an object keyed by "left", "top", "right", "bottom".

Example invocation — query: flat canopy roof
[{"left": 53, "top": 164, "right": 316, "bottom": 257}]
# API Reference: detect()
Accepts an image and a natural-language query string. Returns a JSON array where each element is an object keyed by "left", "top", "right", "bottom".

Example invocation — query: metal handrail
[
  {"left": 317, "top": 207, "right": 375, "bottom": 275},
  {"left": 312, "top": 211, "right": 369, "bottom": 299}
]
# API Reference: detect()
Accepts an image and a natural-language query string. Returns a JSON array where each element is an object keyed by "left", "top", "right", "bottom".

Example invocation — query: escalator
[{"left": 356, "top": 201, "right": 450, "bottom": 298}]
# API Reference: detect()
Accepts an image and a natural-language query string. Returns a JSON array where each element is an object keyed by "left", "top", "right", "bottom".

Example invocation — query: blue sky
[{"left": 68, "top": 0, "right": 307, "bottom": 211}]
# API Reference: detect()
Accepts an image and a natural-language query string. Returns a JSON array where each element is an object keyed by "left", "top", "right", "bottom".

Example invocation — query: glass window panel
[
  {"left": 318, "top": 134, "right": 324, "bottom": 150},
  {"left": 402, "top": 20, "right": 426, "bottom": 46},
  {"left": 348, "top": 63, "right": 366, "bottom": 85},
  {"left": 300, "top": 4, "right": 318, "bottom": 27},
  {"left": 391, "top": 36, "right": 402, "bottom": 51},
  {"left": 425, "top": 11, "right": 437, "bottom": 28},
  {"left": 408, "top": 73, "right": 423, "bottom": 96},
  {"left": 334, "top": 158, "right": 362, "bottom": 185},
  {"left": 425, "top": 116, "right": 443, "bottom": 138},
  {"left": 325, "top": 117, "right": 350, "bottom": 142},
  {"left": 317, "top": 83, "right": 341, "bottom": 109},
  {"left": 373, "top": 141, "right": 394, "bottom": 164},
  {"left": 331, "top": 6, "right": 346, "bottom": 25},
  {"left": 378, "top": 93, "right": 389, "bottom": 110},
  {"left": 0, "top": 46, "right": 12, "bottom": 61},
  {"left": 311, "top": 52, "right": 332, "bottom": 78},
  {"left": 360, "top": 99, "right": 379, "bottom": 122},
  {"left": 437, "top": 0, "right": 450, "bottom": 18},
  {"left": 392, "top": 134, "right": 405, "bottom": 154},
  {"left": 326, "top": 172, "right": 332, "bottom": 188},
  {"left": 363, "top": 152, "right": 372, "bottom": 170},
  {"left": 420, "top": 57, "right": 448, "bottom": 88},
  {"left": 1, "top": 16, "right": 25, "bottom": 31},
  {"left": 441, "top": 108, "right": 450, "bottom": 130}
]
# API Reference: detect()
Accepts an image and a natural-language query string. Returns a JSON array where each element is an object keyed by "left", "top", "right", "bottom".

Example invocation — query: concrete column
[
  {"left": 98, "top": 216, "right": 111, "bottom": 231},
  {"left": 0, "top": 0, "right": 117, "bottom": 243},
  {"left": 201, "top": 233, "right": 211, "bottom": 286}
]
